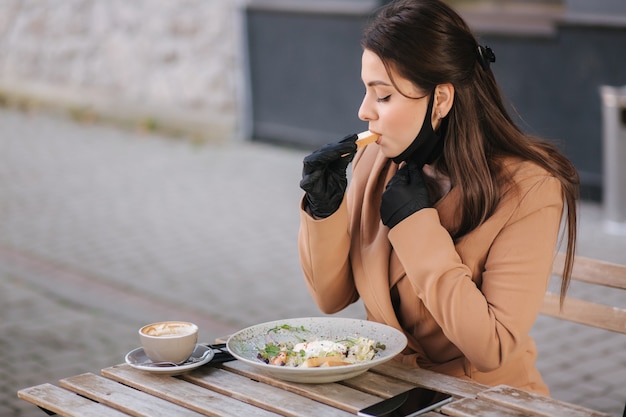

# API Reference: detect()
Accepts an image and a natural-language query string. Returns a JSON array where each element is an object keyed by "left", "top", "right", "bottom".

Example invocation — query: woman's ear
[{"left": 432, "top": 83, "right": 454, "bottom": 129}]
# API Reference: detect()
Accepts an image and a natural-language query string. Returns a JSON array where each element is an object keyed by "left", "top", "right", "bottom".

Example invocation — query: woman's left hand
[{"left": 380, "top": 160, "right": 431, "bottom": 228}]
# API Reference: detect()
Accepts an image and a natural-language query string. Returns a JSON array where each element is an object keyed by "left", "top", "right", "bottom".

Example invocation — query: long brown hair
[{"left": 362, "top": 0, "right": 579, "bottom": 303}]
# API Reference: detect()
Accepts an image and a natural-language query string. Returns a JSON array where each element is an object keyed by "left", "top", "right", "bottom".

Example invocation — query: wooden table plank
[
  {"left": 102, "top": 364, "right": 279, "bottom": 417},
  {"left": 60, "top": 373, "right": 205, "bottom": 417},
  {"left": 478, "top": 385, "right": 613, "bottom": 417},
  {"left": 184, "top": 365, "right": 354, "bottom": 417},
  {"left": 339, "top": 368, "right": 416, "bottom": 397},
  {"left": 217, "top": 359, "right": 386, "bottom": 413},
  {"left": 371, "top": 361, "right": 486, "bottom": 398},
  {"left": 17, "top": 383, "right": 131, "bottom": 417},
  {"left": 443, "top": 397, "right": 531, "bottom": 417}
]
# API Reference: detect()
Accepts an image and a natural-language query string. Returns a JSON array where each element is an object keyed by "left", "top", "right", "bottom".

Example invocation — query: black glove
[
  {"left": 380, "top": 160, "right": 431, "bottom": 228},
  {"left": 300, "top": 134, "right": 358, "bottom": 218}
]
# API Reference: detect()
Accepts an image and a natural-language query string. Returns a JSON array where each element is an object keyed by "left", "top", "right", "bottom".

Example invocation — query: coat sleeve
[
  {"left": 389, "top": 175, "right": 563, "bottom": 372},
  {"left": 298, "top": 197, "right": 359, "bottom": 313}
]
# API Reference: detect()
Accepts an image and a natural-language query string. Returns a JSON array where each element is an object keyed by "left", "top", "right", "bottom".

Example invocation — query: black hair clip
[{"left": 477, "top": 45, "right": 496, "bottom": 71}]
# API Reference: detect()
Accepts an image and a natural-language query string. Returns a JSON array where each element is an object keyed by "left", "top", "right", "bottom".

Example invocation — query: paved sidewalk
[{"left": 1, "top": 109, "right": 624, "bottom": 416}]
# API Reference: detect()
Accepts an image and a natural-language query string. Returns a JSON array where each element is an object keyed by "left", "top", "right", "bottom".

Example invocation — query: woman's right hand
[{"left": 299, "top": 134, "right": 358, "bottom": 218}]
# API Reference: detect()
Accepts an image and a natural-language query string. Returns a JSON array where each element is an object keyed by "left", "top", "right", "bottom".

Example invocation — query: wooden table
[{"left": 19, "top": 358, "right": 611, "bottom": 417}]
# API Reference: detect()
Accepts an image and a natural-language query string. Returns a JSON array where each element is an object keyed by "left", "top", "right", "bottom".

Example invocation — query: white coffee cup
[{"left": 139, "top": 321, "right": 199, "bottom": 364}]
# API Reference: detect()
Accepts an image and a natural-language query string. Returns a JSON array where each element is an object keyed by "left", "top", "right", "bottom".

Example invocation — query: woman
[{"left": 298, "top": 0, "right": 579, "bottom": 395}]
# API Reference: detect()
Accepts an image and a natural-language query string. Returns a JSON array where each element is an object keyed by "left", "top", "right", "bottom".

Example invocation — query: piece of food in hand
[
  {"left": 356, "top": 130, "right": 379, "bottom": 148},
  {"left": 341, "top": 130, "right": 379, "bottom": 157}
]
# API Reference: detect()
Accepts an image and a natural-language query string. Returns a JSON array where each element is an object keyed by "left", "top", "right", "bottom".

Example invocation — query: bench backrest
[{"left": 541, "top": 252, "right": 626, "bottom": 334}]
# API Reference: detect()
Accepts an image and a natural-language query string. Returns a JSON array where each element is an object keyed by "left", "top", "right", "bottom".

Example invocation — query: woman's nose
[{"left": 358, "top": 97, "right": 375, "bottom": 121}]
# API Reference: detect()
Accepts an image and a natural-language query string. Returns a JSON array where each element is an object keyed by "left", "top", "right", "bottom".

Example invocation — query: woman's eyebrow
[{"left": 366, "top": 80, "right": 392, "bottom": 87}]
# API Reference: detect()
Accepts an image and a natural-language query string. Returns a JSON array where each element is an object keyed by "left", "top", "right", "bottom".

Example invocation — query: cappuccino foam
[{"left": 142, "top": 322, "right": 195, "bottom": 337}]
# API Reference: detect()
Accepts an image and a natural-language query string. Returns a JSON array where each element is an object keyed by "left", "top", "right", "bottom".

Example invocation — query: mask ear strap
[{"left": 392, "top": 93, "right": 441, "bottom": 167}]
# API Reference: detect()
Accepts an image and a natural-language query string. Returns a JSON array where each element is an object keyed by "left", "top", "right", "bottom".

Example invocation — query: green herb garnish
[{"left": 268, "top": 324, "right": 308, "bottom": 333}]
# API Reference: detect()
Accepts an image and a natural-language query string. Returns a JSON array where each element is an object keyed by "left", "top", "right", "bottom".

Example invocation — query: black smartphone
[{"left": 357, "top": 387, "right": 453, "bottom": 417}]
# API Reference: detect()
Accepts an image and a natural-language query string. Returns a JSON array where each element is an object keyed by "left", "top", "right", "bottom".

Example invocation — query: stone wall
[{"left": 0, "top": 0, "right": 243, "bottom": 141}]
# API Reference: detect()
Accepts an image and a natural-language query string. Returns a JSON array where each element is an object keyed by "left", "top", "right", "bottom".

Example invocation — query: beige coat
[{"left": 298, "top": 144, "right": 564, "bottom": 395}]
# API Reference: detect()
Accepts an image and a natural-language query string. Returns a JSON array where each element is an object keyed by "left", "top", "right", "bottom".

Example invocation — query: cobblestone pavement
[{"left": 1, "top": 109, "right": 624, "bottom": 416}]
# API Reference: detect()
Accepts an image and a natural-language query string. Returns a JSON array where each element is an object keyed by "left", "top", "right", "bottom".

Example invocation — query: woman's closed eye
[{"left": 377, "top": 94, "right": 391, "bottom": 103}]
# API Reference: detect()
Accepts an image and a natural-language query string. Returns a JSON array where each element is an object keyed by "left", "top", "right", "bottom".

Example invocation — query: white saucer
[{"left": 125, "top": 344, "right": 214, "bottom": 376}]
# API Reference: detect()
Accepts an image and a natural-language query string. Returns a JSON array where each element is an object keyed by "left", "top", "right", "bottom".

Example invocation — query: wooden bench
[{"left": 542, "top": 252, "right": 626, "bottom": 334}]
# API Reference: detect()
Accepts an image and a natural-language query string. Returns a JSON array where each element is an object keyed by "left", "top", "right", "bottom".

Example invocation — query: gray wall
[{"left": 0, "top": 0, "right": 242, "bottom": 141}]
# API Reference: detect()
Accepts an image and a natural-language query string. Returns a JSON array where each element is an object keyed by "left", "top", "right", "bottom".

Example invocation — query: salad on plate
[{"left": 256, "top": 324, "right": 386, "bottom": 368}]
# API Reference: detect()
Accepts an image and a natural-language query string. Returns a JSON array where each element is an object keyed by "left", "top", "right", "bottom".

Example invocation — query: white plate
[
  {"left": 227, "top": 317, "right": 407, "bottom": 384},
  {"left": 125, "top": 344, "right": 214, "bottom": 376}
]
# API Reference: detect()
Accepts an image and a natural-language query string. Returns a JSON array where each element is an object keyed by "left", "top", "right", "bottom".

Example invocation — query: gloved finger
[
  {"left": 303, "top": 134, "right": 358, "bottom": 167},
  {"left": 328, "top": 133, "right": 358, "bottom": 158},
  {"left": 299, "top": 169, "right": 324, "bottom": 193},
  {"left": 339, "top": 133, "right": 358, "bottom": 145},
  {"left": 337, "top": 134, "right": 359, "bottom": 159}
]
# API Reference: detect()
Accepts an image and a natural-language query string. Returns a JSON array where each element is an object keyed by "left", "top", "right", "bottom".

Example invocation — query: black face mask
[{"left": 392, "top": 93, "right": 444, "bottom": 167}]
